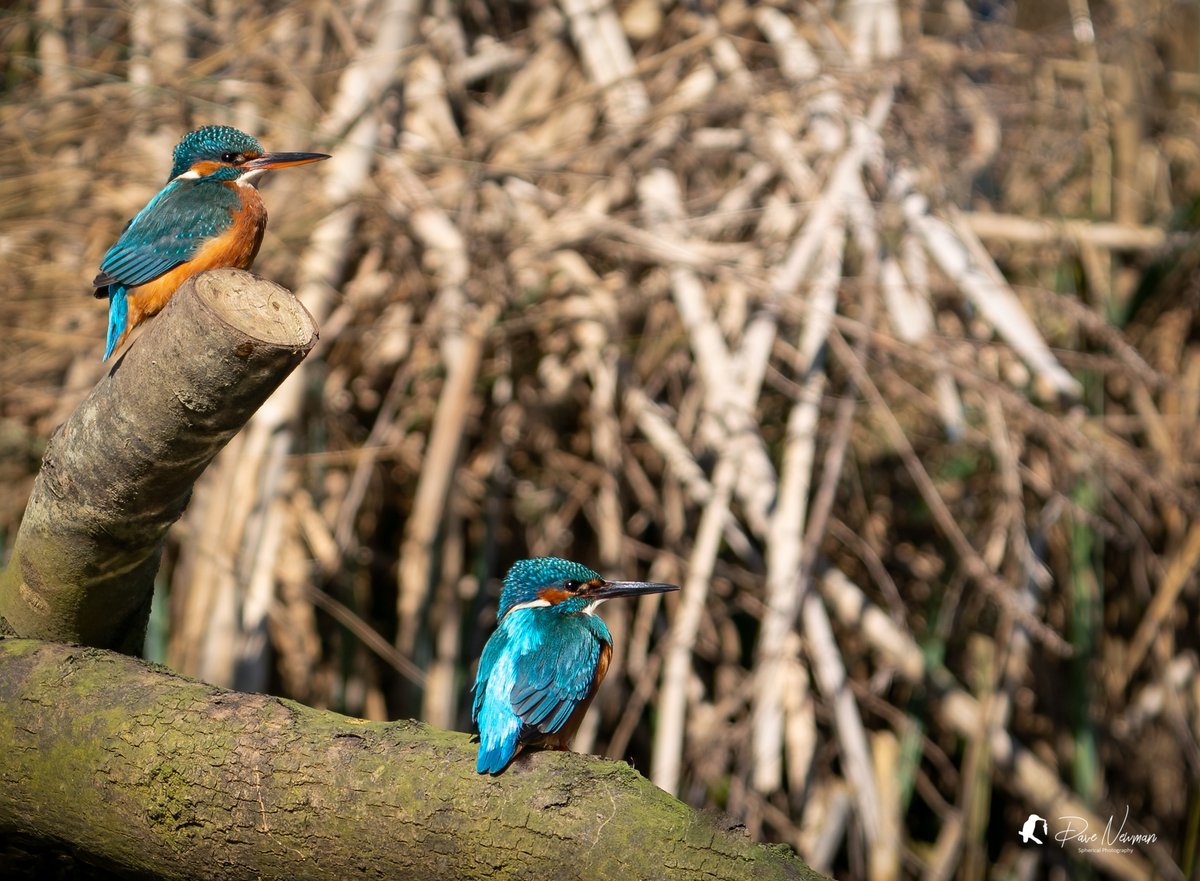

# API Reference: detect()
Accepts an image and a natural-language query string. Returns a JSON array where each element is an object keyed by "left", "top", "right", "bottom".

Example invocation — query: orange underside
[{"left": 114, "top": 192, "right": 266, "bottom": 353}]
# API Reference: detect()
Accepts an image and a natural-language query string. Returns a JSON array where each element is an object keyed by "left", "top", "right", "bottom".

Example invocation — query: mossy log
[{"left": 0, "top": 639, "right": 824, "bottom": 881}]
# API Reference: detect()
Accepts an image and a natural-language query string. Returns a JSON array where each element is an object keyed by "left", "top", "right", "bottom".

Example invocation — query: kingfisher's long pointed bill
[
  {"left": 243, "top": 151, "right": 330, "bottom": 172},
  {"left": 585, "top": 580, "right": 680, "bottom": 601}
]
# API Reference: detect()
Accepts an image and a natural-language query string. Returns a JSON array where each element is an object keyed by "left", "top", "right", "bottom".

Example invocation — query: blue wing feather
[
  {"left": 472, "top": 609, "right": 609, "bottom": 774},
  {"left": 472, "top": 622, "right": 526, "bottom": 774},
  {"left": 93, "top": 178, "right": 241, "bottom": 290},
  {"left": 509, "top": 630, "right": 598, "bottom": 733}
]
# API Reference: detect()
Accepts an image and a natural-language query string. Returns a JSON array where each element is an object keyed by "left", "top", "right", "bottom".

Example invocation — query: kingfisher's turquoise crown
[
  {"left": 169, "top": 126, "right": 263, "bottom": 179},
  {"left": 498, "top": 557, "right": 601, "bottom": 620}
]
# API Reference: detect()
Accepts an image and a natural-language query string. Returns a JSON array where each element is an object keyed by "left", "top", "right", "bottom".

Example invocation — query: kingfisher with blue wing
[
  {"left": 93, "top": 125, "right": 329, "bottom": 359},
  {"left": 472, "top": 557, "right": 679, "bottom": 775}
]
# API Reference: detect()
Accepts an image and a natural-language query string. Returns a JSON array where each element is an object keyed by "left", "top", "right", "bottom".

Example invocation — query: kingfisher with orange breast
[
  {"left": 93, "top": 125, "right": 329, "bottom": 359},
  {"left": 472, "top": 557, "right": 679, "bottom": 775}
]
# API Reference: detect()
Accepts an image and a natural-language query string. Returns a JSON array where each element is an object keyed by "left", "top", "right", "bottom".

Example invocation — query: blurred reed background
[{"left": 1, "top": 1, "right": 1198, "bottom": 878}]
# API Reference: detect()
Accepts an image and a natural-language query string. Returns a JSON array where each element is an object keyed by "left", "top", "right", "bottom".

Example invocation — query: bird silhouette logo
[{"left": 1019, "top": 813, "right": 1049, "bottom": 844}]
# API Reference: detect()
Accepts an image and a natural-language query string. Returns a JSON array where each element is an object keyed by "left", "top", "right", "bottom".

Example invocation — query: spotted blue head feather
[{"left": 169, "top": 126, "right": 264, "bottom": 180}]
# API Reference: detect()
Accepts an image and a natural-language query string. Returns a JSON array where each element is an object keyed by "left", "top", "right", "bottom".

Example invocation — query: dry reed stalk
[
  {"left": 635, "top": 170, "right": 740, "bottom": 415},
  {"left": 803, "top": 590, "right": 882, "bottom": 847},
  {"left": 781, "top": 634, "right": 817, "bottom": 797},
  {"left": 626, "top": 388, "right": 713, "bottom": 504},
  {"left": 881, "top": 232, "right": 966, "bottom": 437},
  {"left": 1065, "top": 0, "right": 1113, "bottom": 219},
  {"left": 798, "top": 780, "right": 854, "bottom": 872},
  {"left": 271, "top": 522, "right": 323, "bottom": 702},
  {"left": 904, "top": 193, "right": 1081, "bottom": 398},
  {"left": 559, "top": 0, "right": 649, "bottom": 129},
  {"left": 654, "top": 456, "right": 736, "bottom": 794},
  {"left": 422, "top": 500, "right": 467, "bottom": 730},
  {"left": 755, "top": 7, "right": 820, "bottom": 83},
  {"left": 235, "top": 470, "right": 293, "bottom": 693},
  {"left": 961, "top": 637, "right": 999, "bottom": 879},
  {"left": 570, "top": 330, "right": 626, "bottom": 754},
  {"left": 398, "top": 319, "right": 483, "bottom": 662},
  {"left": 634, "top": 168, "right": 778, "bottom": 550},
  {"left": 751, "top": 91, "right": 892, "bottom": 795},
  {"left": 963, "top": 211, "right": 1171, "bottom": 251},
  {"left": 168, "top": 429, "right": 261, "bottom": 680},
  {"left": 843, "top": 0, "right": 902, "bottom": 64},
  {"left": 1117, "top": 653, "right": 1198, "bottom": 735},
  {"left": 752, "top": 219, "right": 844, "bottom": 795},
  {"left": 389, "top": 156, "right": 477, "bottom": 659},
  {"left": 35, "top": 0, "right": 70, "bottom": 98},
  {"left": 923, "top": 812, "right": 965, "bottom": 881},
  {"left": 870, "top": 730, "right": 902, "bottom": 881},
  {"left": 1121, "top": 520, "right": 1200, "bottom": 690},
  {"left": 817, "top": 570, "right": 923, "bottom": 681}
]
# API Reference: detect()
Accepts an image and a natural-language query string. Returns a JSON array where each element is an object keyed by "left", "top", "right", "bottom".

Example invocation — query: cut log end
[{"left": 191, "top": 268, "right": 317, "bottom": 351}]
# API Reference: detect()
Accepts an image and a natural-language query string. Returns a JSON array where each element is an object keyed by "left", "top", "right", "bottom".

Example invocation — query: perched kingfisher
[
  {"left": 92, "top": 125, "right": 329, "bottom": 359},
  {"left": 472, "top": 557, "right": 679, "bottom": 775}
]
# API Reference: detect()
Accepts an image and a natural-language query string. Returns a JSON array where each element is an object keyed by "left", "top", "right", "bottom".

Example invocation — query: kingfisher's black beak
[
  {"left": 242, "top": 151, "right": 330, "bottom": 172},
  {"left": 585, "top": 580, "right": 679, "bottom": 601}
]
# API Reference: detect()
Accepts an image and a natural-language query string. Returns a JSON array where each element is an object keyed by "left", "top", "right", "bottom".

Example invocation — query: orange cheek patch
[
  {"left": 189, "top": 160, "right": 222, "bottom": 177},
  {"left": 537, "top": 588, "right": 570, "bottom": 605}
]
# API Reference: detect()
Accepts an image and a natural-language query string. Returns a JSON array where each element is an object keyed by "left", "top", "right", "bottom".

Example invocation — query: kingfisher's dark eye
[
  {"left": 221, "top": 151, "right": 240, "bottom": 163},
  {"left": 563, "top": 580, "right": 582, "bottom": 593}
]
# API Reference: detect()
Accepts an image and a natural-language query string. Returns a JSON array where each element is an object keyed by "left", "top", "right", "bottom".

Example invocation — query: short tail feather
[
  {"left": 104, "top": 286, "right": 128, "bottom": 361},
  {"left": 476, "top": 732, "right": 520, "bottom": 775}
]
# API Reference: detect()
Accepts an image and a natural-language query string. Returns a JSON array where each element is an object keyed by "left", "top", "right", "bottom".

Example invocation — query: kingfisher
[
  {"left": 472, "top": 557, "right": 679, "bottom": 775},
  {"left": 92, "top": 125, "right": 329, "bottom": 360}
]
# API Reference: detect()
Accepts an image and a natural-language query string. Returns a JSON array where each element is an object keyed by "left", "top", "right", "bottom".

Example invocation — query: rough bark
[
  {"left": 0, "top": 270, "right": 316, "bottom": 653},
  {"left": 0, "top": 639, "right": 823, "bottom": 881}
]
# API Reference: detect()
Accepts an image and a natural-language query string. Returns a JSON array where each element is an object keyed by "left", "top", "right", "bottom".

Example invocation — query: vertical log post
[{"left": 0, "top": 269, "right": 316, "bottom": 653}]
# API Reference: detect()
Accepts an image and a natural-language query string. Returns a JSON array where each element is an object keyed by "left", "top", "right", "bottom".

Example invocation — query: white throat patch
[{"left": 503, "top": 598, "right": 551, "bottom": 615}]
